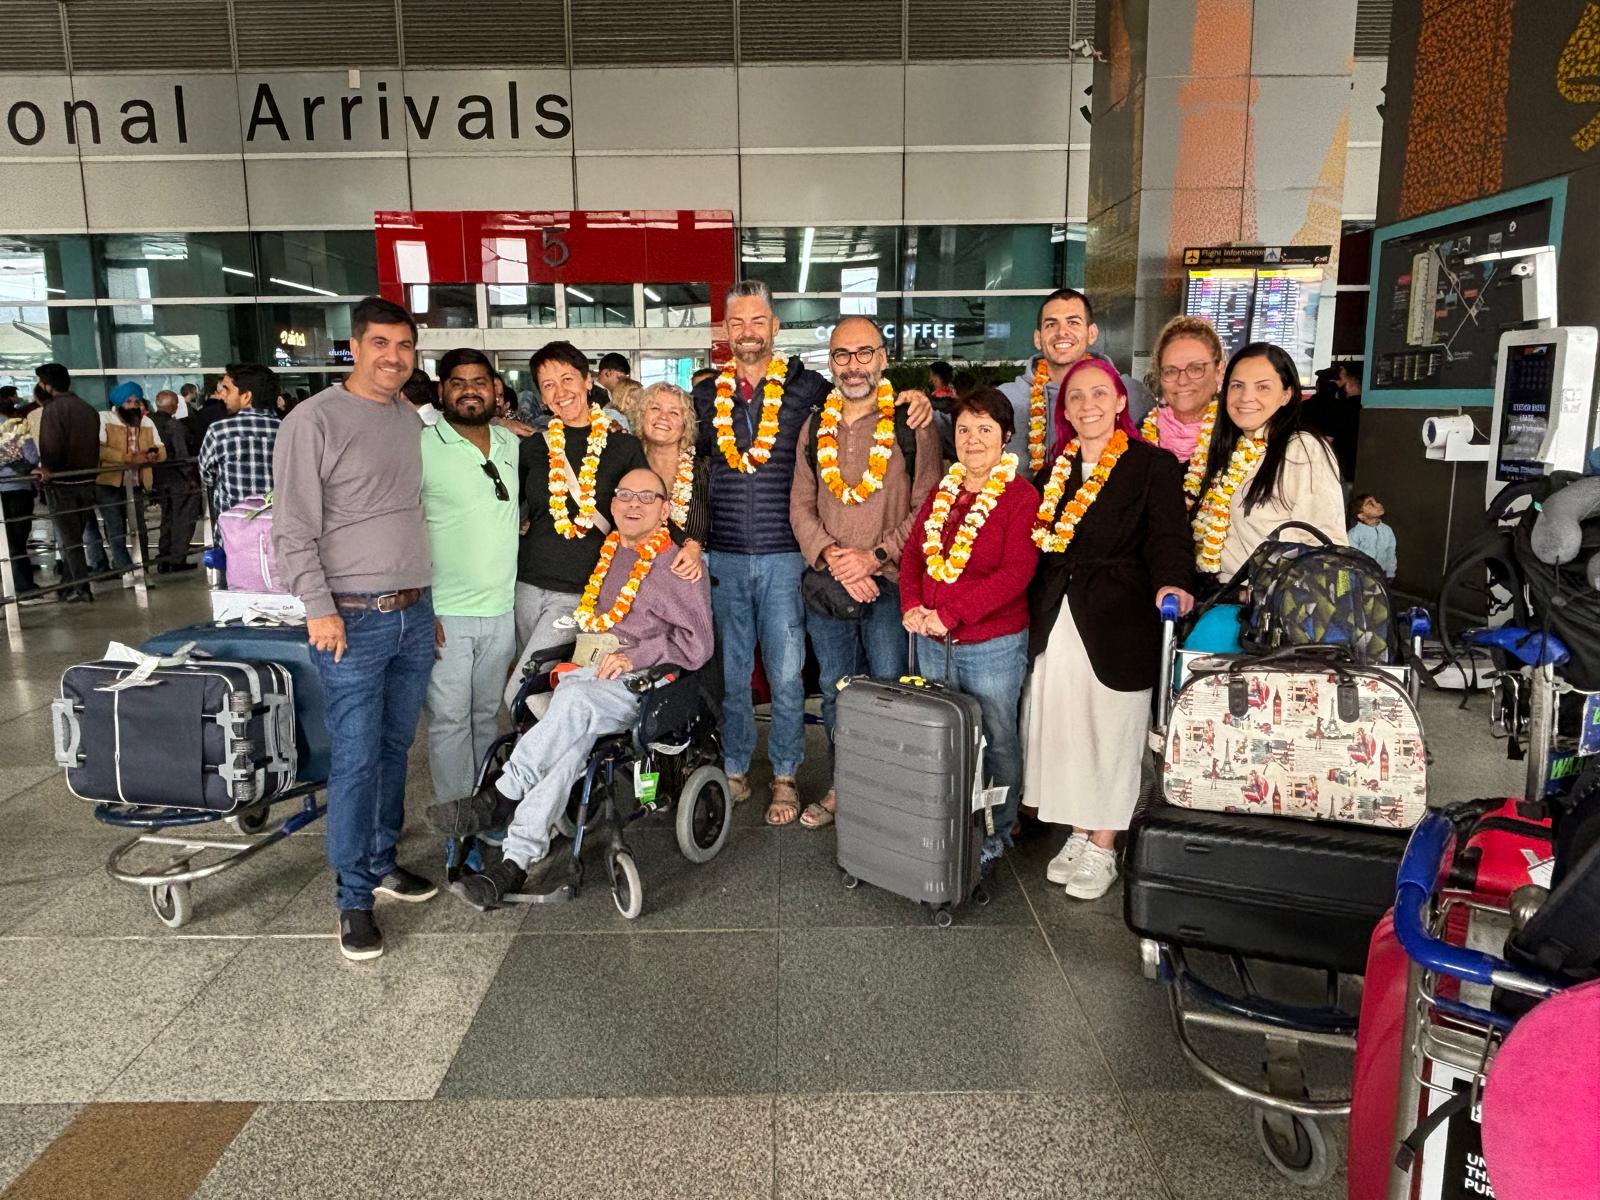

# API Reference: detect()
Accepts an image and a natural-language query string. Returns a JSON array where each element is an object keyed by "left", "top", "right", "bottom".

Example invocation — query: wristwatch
[{"left": 873, "top": 547, "right": 889, "bottom": 565}]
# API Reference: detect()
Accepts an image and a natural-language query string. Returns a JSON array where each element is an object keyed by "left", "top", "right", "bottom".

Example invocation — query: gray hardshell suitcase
[
  {"left": 833, "top": 642, "right": 985, "bottom": 924},
  {"left": 52, "top": 648, "right": 297, "bottom": 813}
]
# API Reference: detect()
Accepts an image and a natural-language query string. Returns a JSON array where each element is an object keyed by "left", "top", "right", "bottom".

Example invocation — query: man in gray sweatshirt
[
  {"left": 427, "top": 467, "right": 713, "bottom": 911},
  {"left": 272, "top": 296, "right": 439, "bottom": 962}
]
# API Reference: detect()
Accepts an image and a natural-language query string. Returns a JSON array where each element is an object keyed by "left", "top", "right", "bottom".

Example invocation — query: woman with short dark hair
[
  {"left": 900, "top": 387, "right": 1041, "bottom": 863},
  {"left": 1191, "top": 341, "right": 1345, "bottom": 579}
]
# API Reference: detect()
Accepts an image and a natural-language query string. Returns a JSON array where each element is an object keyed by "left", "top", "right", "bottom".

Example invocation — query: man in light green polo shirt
[{"left": 421, "top": 348, "right": 521, "bottom": 803}]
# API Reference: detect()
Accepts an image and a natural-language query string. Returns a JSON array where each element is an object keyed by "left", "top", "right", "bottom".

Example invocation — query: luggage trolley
[
  {"left": 1130, "top": 596, "right": 1434, "bottom": 1187},
  {"left": 96, "top": 786, "right": 326, "bottom": 929},
  {"left": 1384, "top": 811, "right": 1565, "bottom": 1200}
]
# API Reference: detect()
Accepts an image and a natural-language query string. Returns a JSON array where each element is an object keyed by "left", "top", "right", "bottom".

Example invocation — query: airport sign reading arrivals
[{"left": 0, "top": 80, "right": 571, "bottom": 149}]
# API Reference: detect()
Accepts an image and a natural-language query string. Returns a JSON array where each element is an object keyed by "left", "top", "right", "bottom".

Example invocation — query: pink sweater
[
  {"left": 899, "top": 476, "right": 1041, "bottom": 644},
  {"left": 598, "top": 540, "right": 714, "bottom": 671}
]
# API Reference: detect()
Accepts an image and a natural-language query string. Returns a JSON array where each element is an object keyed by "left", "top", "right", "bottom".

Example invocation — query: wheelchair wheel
[
  {"left": 554, "top": 797, "right": 603, "bottom": 840},
  {"left": 150, "top": 881, "right": 192, "bottom": 929},
  {"left": 674, "top": 765, "right": 732, "bottom": 864},
  {"left": 610, "top": 849, "right": 643, "bottom": 919}
]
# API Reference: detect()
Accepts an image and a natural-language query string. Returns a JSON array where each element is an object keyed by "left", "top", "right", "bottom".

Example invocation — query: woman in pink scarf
[{"left": 1141, "top": 315, "right": 1225, "bottom": 507}]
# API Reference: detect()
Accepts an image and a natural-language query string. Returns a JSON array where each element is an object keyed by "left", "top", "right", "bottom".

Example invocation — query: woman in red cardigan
[{"left": 901, "top": 388, "right": 1041, "bottom": 864}]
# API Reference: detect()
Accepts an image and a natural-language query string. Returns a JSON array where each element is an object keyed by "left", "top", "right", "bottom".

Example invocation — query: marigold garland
[
  {"left": 712, "top": 356, "right": 787, "bottom": 474},
  {"left": 1027, "top": 358, "right": 1051, "bottom": 472},
  {"left": 816, "top": 379, "right": 896, "bottom": 506},
  {"left": 1031, "top": 430, "right": 1129, "bottom": 553},
  {"left": 922, "top": 453, "right": 1019, "bottom": 584},
  {"left": 545, "top": 407, "right": 609, "bottom": 539},
  {"left": 1192, "top": 431, "right": 1269, "bottom": 572},
  {"left": 574, "top": 526, "right": 673, "bottom": 633},
  {"left": 668, "top": 449, "right": 695, "bottom": 530},
  {"left": 1141, "top": 399, "right": 1219, "bottom": 504}
]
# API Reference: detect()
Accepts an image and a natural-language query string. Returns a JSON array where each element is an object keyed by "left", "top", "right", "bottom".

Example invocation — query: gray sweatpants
[
  {"left": 508, "top": 582, "right": 581, "bottom": 715},
  {"left": 425, "top": 612, "right": 516, "bottom": 803},
  {"left": 495, "top": 666, "right": 639, "bottom": 869}
]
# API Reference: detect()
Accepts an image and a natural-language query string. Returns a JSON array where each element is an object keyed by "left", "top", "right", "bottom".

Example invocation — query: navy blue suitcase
[{"left": 142, "top": 623, "right": 331, "bottom": 784}]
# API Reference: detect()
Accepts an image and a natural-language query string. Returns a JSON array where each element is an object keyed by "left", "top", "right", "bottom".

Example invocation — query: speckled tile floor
[{"left": 0, "top": 575, "right": 1525, "bottom": 1198}]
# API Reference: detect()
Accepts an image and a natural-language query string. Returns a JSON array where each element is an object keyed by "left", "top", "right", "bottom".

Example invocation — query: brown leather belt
[{"left": 332, "top": 588, "right": 425, "bottom": 613}]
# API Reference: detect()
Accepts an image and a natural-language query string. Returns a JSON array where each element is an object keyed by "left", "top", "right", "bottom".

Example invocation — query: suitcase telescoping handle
[
  {"left": 1154, "top": 593, "right": 1181, "bottom": 730},
  {"left": 905, "top": 631, "right": 955, "bottom": 686}
]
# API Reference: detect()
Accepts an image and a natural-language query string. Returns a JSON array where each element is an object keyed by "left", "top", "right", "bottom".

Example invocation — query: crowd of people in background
[{"left": 0, "top": 283, "right": 1362, "bottom": 959}]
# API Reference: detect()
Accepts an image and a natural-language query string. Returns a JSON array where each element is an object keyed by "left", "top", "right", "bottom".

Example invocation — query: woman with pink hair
[{"left": 1024, "top": 356, "right": 1194, "bottom": 900}]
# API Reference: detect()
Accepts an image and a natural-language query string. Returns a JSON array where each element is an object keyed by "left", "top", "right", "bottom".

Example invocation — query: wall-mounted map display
[{"left": 1371, "top": 197, "right": 1554, "bottom": 394}]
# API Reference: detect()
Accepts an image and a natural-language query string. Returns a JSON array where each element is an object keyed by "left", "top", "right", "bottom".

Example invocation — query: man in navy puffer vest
[{"left": 692, "top": 281, "right": 932, "bottom": 824}]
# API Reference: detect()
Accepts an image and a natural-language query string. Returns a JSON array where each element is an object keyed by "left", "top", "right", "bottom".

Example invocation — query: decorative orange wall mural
[{"left": 1398, "top": 0, "right": 1513, "bottom": 218}]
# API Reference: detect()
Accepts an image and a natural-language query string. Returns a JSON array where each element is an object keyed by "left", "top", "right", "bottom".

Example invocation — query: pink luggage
[{"left": 217, "top": 496, "right": 285, "bottom": 593}]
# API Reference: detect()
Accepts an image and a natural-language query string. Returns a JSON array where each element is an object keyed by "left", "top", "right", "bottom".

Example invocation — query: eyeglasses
[
  {"left": 614, "top": 488, "right": 666, "bottom": 504},
  {"left": 1160, "top": 362, "right": 1216, "bottom": 384},
  {"left": 480, "top": 459, "right": 509, "bottom": 502},
  {"left": 829, "top": 346, "right": 882, "bottom": 366}
]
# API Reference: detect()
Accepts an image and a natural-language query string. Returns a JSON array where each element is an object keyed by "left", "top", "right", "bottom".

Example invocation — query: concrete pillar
[{"left": 1086, "top": 0, "right": 1358, "bottom": 377}]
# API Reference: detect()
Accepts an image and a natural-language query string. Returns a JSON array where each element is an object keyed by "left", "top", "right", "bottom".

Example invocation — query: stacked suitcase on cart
[
  {"left": 53, "top": 623, "right": 331, "bottom": 813},
  {"left": 1125, "top": 647, "right": 1425, "bottom": 973}
]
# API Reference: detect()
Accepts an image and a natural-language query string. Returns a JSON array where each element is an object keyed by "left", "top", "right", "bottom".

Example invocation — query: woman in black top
[{"left": 633, "top": 381, "right": 709, "bottom": 582}]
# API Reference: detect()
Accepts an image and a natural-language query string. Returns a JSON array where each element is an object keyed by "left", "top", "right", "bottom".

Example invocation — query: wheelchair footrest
[{"left": 502, "top": 884, "right": 575, "bottom": 906}]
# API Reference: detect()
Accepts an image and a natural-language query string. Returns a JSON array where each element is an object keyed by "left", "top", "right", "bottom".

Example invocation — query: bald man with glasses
[{"left": 788, "top": 316, "right": 942, "bottom": 829}]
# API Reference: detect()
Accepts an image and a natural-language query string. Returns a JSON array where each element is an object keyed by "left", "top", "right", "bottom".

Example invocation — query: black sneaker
[
  {"left": 426, "top": 784, "right": 518, "bottom": 837},
  {"left": 374, "top": 866, "right": 438, "bottom": 903},
  {"left": 453, "top": 858, "right": 527, "bottom": 912},
  {"left": 338, "top": 909, "right": 384, "bottom": 961}
]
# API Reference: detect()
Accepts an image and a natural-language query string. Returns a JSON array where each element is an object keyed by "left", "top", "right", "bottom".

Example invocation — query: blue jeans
[
  {"left": 914, "top": 629, "right": 1029, "bottom": 857},
  {"left": 708, "top": 550, "right": 807, "bottom": 778},
  {"left": 94, "top": 484, "right": 133, "bottom": 572},
  {"left": 312, "top": 591, "right": 436, "bottom": 911},
  {"left": 810, "top": 579, "right": 907, "bottom": 766}
]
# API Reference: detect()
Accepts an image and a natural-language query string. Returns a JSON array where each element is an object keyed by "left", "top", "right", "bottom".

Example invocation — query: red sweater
[{"left": 900, "top": 475, "right": 1041, "bottom": 644}]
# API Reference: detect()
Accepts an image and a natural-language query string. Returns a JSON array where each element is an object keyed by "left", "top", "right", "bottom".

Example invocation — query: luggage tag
[
  {"left": 976, "top": 787, "right": 1008, "bottom": 837},
  {"left": 633, "top": 760, "right": 661, "bottom": 810},
  {"left": 970, "top": 735, "right": 995, "bottom": 835}
]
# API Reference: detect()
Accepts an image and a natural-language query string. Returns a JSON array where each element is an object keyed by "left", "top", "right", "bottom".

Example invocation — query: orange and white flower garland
[
  {"left": 712, "top": 357, "right": 786, "bottom": 474},
  {"left": 1141, "top": 399, "right": 1219, "bottom": 503},
  {"left": 816, "top": 379, "right": 896, "bottom": 506},
  {"left": 1192, "top": 431, "right": 1268, "bottom": 572},
  {"left": 546, "top": 407, "right": 609, "bottom": 539},
  {"left": 1027, "top": 358, "right": 1051, "bottom": 472},
  {"left": 574, "top": 527, "right": 673, "bottom": 633},
  {"left": 1031, "top": 430, "right": 1129, "bottom": 553},
  {"left": 668, "top": 449, "right": 695, "bottom": 530},
  {"left": 922, "top": 453, "right": 1018, "bottom": 584}
]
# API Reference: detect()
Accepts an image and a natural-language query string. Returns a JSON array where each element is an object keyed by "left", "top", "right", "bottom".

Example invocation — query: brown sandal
[
  {"left": 765, "top": 776, "right": 801, "bottom": 826},
  {"left": 800, "top": 789, "right": 837, "bottom": 829}
]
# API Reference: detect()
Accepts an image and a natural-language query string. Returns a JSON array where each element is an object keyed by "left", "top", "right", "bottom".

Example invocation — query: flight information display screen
[{"left": 1184, "top": 268, "right": 1256, "bottom": 360}]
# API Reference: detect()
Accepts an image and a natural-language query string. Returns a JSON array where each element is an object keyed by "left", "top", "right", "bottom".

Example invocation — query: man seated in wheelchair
[{"left": 426, "top": 467, "right": 713, "bottom": 908}]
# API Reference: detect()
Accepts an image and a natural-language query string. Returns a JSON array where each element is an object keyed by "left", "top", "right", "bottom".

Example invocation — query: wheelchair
[{"left": 443, "top": 641, "right": 734, "bottom": 919}]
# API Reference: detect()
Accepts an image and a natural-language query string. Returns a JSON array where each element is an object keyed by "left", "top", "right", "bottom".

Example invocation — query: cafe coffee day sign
[{"left": 0, "top": 70, "right": 572, "bottom": 155}]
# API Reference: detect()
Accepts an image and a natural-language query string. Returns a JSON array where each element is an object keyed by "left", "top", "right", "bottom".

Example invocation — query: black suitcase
[
  {"left": 1123, "top": 801, "right": 1407, "bottom": 974},
  {"left": 142, "top": 623, "right": 330, "bottom": 783},
  {"left": 52, "top": 651, "right": 297, "bottom": 813},
  {"left": 833, "top": 644, "right": 985, "bottom": 924}
]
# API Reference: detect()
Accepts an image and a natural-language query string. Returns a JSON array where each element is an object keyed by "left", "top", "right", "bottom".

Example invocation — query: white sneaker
[
  {"left": 1046, "top": 832, "right": 1091, "bottom": 884},
  {"left": 1063, "top": 843, "right": 1119, "bottom": 900}
]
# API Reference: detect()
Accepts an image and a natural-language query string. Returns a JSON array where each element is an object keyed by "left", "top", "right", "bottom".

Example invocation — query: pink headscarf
[{"left": 1054, "top": 355, "right": 1141, "bottom": 448}]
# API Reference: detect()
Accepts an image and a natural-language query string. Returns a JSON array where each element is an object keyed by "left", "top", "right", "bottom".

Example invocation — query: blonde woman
[
  {"left": 1142, "top": 315, "right": 1224, "bottom": 507},
  {"left": 632, "top": 381, "right": 708, "bottom": 582},
  {"left": 611, "top": 379, "right": 646, "bottom": 433}
]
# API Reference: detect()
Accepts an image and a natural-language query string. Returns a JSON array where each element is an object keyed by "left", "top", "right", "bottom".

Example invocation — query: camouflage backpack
[{"left": 1235, "top": 522, "right": 1399, "bottom": 664}]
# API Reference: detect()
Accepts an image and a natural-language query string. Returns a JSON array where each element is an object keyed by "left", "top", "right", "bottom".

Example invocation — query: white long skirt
[{"left": 1022, "top": 606, "right": 1151, "bottom": 831}]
